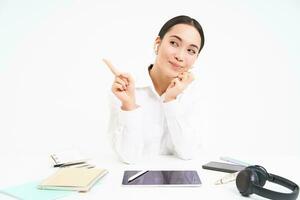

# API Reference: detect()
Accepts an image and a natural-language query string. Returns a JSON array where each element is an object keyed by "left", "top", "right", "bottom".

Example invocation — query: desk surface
[{"left": 0, "top": 152, "right": 299, "bottom": 200}]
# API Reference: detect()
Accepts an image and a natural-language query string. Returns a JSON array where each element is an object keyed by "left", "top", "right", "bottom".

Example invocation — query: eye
[
  {"left": 187, "top": 49, "right": 196, "bottom": 55},
  {"left": 170, "top": 41, "right": 179, "bottom": 47}
]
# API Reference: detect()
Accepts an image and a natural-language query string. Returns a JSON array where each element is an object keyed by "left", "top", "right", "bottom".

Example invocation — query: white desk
[{"left": 0, "top": 152, "right": 299, "bottom": 200}]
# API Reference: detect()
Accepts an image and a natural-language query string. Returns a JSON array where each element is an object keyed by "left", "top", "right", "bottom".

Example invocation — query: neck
[{"left": 149, "top": 63, "right": 172, "bottom": 96}]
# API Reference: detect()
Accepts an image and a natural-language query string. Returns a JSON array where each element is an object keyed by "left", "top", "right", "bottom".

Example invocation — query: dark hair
[{"left": 158, "top": 15, "right": 205, "bottom": 53}]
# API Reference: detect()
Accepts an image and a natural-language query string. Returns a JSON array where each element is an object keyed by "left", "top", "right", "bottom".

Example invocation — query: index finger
[
  {"left": 102, "top": 59, "right": 120, "bottom": 76},
  {"left": 119, "top": 73, "right": 134, "bottom": 83}
]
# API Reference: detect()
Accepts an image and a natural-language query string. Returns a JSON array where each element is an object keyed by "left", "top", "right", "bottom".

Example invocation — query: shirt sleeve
[
  {"left": 162, "top": 83, "right": 202, "bottom": 160},
  {"left": 107, "top": 93, "right": 144, "bottom": 164}
]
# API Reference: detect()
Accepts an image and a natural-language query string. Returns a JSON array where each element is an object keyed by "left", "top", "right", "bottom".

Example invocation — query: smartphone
[{"left": 202, "top": 161, "right": 246, "bottom": 173}]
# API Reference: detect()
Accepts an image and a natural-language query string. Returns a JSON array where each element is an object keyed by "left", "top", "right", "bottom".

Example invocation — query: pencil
[{"left": 102, "top": 59, "right": 120, "bottom": 76}]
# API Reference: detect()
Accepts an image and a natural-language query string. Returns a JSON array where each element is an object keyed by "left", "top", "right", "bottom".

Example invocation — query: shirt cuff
[
  {"left": 118, "top": 106, "right": 143, "bottom": 128},
  {"left": 162, "top": 99, "right": 180, "bottom": 119}
]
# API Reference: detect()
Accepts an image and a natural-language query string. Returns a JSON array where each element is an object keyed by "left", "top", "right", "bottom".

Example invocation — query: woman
[{"left": 108, "top": 15, "right": 205, "bottom": 164}]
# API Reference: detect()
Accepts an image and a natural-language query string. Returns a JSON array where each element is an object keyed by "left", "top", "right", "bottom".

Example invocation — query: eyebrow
[{"left": 170, "top": 35, "right": 199, "bottom": 50}]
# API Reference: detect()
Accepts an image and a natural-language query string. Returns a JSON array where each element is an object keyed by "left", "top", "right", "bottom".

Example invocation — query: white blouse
[{"left": 108, "top": 66, "right": 202, "bottom": 164}]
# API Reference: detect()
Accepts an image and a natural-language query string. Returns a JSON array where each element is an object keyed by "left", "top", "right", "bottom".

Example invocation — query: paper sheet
[{"left": 0, "top": 181, "right": 75, "bottom": 200}]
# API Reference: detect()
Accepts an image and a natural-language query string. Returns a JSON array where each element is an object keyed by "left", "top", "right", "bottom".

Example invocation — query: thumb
[
  {"left": 168, "top": 78, "right": 180, "bottom": 88},
  {"left": 120, "top": 73, "right": 134, "bottom": 84}
]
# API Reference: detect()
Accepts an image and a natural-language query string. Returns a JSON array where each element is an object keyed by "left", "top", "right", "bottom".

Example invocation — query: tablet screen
[{"left": 122, "top": 170, "right": 201, "bottom": 186}]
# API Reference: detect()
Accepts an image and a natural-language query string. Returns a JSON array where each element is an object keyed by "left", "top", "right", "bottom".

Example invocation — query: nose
[{"left": 175, "top": 49, "right": 184, "bottom": 62}]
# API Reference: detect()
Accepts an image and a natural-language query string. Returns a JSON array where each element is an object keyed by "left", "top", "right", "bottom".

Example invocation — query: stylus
[
  {"left": 220, "top": 156, "right": 251, "bottom": 167},
  {"left": 128, "top": 170, "right": 149, "bottom": 182}
]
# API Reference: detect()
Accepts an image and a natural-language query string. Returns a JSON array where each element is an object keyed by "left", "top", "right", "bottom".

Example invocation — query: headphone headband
[{"left": 236, "top": 166, "right": 299, "bottom": 200}]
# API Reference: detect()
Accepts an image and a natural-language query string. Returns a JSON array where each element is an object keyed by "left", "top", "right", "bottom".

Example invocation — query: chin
[
  {"left": 166, "top": 68, "right": 180, "bottom": 78},
  {"left": 158, "top": 61, "right": 180, "bottom": 78}
]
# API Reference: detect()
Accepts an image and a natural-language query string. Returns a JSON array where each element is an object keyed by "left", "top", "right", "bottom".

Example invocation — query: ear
[{"left": 153, "top": 36, "right": 161, "bottom": 51}]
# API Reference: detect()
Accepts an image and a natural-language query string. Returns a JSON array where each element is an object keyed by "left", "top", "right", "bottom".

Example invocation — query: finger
[
  {"left": 179, "top": 72, "right": 189, "bottom": 82},
  {"left": 103, "top": 59, "right": 120, "bottom": 76},
  {"left": 177, "top": 72, "right": 184, "bottom": 80},
  {"left": 186, "top": 73, "right": 194, "bottom": 84},
  {"left": 112, "top": 82, "right": 125, "bottom": 92},
  {"left": 177, "top": 72, "right": 190, "bottom": 82},
  {"left": 117, "top": 75, "right": 129, "bottom": 86},
  {"left": 173, "top": 78, "right": 181, "bottom": 85},
  {"left": 115, "top": 77, "right": 127, "bottom": 89},
  {"left": 169, "top": 78, "right": 180, "bottom": 88},
  {"left": 119, "top": 73, "right": 134, "bottom": 84},
  {"left": 180, "top": 72, "right": 193, "bottom": 83},
  {"left": 167, "top": 79, "right": 175, "bottom": 89}
]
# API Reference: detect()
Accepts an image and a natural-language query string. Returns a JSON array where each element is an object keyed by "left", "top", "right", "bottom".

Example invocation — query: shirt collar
[{"left": 135, "top": 64, "right": 154, "bottom": 88}]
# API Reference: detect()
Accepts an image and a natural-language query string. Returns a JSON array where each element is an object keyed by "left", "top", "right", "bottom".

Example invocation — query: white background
[{"left": 0, "top": 0, "right": 299, "bottom": 159}]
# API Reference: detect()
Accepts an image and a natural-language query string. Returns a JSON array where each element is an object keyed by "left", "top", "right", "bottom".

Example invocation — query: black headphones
[{"left": 236, "top": 165, "right": 299, "bottom": 200}]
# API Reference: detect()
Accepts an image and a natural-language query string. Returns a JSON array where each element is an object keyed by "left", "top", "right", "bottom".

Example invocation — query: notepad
[
  {"left": 38, "top": 167, "right": 108, "bottom": 192},
  {"left": 0, "top": 181, "right": 75, "bottom": 200},
  {"left": 50, "top": 149, "right": 89, "bottom": 167}
]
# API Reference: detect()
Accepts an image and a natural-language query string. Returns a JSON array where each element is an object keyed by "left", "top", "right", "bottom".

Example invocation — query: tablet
[{"left": 122, "top": 170, "right": 201, "bottom": 186}]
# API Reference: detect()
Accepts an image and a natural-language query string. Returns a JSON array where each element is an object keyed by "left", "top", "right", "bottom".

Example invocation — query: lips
[{"left": 169, "top": 61, "right": 183, "bottom": 70}]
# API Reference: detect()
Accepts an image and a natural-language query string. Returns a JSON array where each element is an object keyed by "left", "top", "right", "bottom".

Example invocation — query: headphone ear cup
[
  {"left": 236, "top": 169, "right": 259, "bottom": 196},
  {"left": 252, "top": 166, "right": 268, "bottom": 187}
]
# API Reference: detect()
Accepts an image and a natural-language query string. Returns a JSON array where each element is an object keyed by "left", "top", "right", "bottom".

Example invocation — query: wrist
[
  {"left": 164, "top": 95, "right": 176, "bottom": 103},
  {"left": 121, "top": 101, "right": 138, "bottom": 111}
]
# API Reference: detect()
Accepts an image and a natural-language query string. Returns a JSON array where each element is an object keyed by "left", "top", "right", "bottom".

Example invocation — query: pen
[
  {"left": 54, "top": 162, "right": 86, "bottom": 168},
  {"left": 102, "top": 59, "right": 120, "bottom": 76},
  {"left": 128, "top": 170, "right": 149, "bottom": 182},
  {"left": 215, "top": 172, "right": 238, "bottom": 185},
  {"left": 220, "top": 156, "right": 251, "bottom": 167}
]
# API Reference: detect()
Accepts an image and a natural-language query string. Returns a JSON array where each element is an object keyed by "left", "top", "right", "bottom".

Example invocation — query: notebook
[
  {"left": 38, "top": 167, "right": 108, "bottom": 192},
  {"left": 0, "top": 181, "right": 75, "bottom": 200},
  {"left": 50, "top": 149, "right": 89, "bottom": 167}
]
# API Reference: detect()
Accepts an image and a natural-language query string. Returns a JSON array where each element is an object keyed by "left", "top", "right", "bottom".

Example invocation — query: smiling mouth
[{"left": 169, "top": 61, "right": 183, "bottom": 69}]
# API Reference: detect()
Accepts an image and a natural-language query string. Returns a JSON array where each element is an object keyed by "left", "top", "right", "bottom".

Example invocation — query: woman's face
[{"left": 155, "top": 24, "right": 201, "bottom": 78}]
